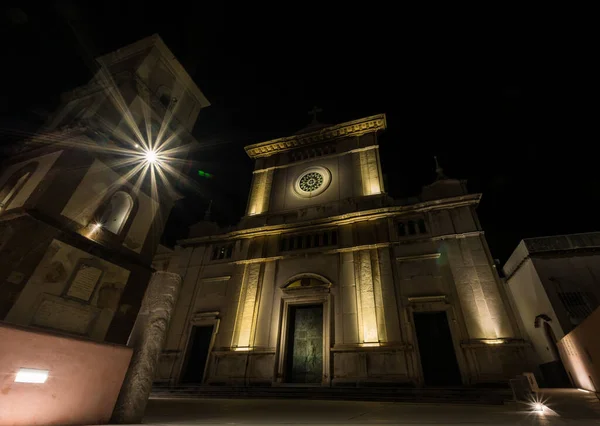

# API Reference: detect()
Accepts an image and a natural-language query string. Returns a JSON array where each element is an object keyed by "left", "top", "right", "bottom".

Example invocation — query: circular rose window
[{"left": 294, "top": 166, "right": 331, "bottom": 197}]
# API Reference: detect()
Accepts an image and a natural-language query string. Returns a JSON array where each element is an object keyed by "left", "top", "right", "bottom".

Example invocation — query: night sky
[{"left": 1, "top": 3, "right": 595, "bottom": 263}]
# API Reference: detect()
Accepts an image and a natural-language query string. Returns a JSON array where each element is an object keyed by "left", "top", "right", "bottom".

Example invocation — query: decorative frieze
[{"left": 244, "top": 114, "right": 387, "bottom": 158}]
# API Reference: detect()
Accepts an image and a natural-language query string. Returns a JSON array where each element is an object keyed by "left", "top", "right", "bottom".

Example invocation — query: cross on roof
[{"left": 308, "top": 106, "right": 323, "bottom": 123}]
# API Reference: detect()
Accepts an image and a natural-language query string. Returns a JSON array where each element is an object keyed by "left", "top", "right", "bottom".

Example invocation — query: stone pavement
[{"left": 131, "top": 389, "right": 600, "bottom": 425}]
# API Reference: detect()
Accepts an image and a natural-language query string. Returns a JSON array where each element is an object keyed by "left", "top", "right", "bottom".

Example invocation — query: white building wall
[{"left": 506, "top": 258, "right": 559, "bottom": 365}]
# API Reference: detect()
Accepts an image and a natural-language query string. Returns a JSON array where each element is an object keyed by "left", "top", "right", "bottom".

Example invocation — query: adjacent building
[
  {"left": 156, "top": 115, "right": 532, "bottom": 388},
  {"left": 503, "top": 233, "right": 600, "bottom": 387}
]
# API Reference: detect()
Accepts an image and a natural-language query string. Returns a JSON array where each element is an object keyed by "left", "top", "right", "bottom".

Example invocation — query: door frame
[
  {"left": 275, "top": 289, "right": 331, "bottom": 386},
  {"left": 176, "top": 311, "right": 220, "bottom": 384},
  {"left": 407, "top": 296, "right": 467, "bottom": 386}
]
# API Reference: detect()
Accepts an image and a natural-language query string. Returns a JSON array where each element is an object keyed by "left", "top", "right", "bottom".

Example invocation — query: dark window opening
[
  {"left": 398, "top": 222, "right": 406, "bottom": 236},
  {"left": 408, "top": 221, "right": 417, "bottom": 235},
  {"left": 211, "top": 244, "right": 233, "bottom": 260},
  {"left": 418, "top": 219, "right": 427, "bottom": 234},
  {"left": 331, "top": 230, "right": 338, "bottom": 245},
  {"left": 305, "top": 235, "right": 312, "bottom": 249}
]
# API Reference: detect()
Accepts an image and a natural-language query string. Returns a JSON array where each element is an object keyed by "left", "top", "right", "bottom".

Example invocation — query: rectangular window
[
  {"left": 408, "top": 221, "right": 417, "bottom": 235},
  {"left": 280, "top": 237, "right": 287, "bottom": 252},
  {"left": 296, "top": 236, "right": 303, "bottom": 250},
  {"left": 418, "top": 219, "right": 427, "bottom": 234},
  {"left": 323, "top": 232, "right": 329, "bottom": 246},
  {"left": 331, "top": 230, "right": 338, "bottom": 245},
  {"left": 305, "top": 234, "right": 312, "bottom": 248},
  {"left": 398, "top": 222, "right": 406, "bottom": 236},
  {"left": 212, "top": 244, "right": 233, "bottom": 260}
]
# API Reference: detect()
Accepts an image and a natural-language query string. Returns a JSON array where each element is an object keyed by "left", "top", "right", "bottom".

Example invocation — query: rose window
[{"left": 298, "top": 172, "right": 324, "bottom": 192}]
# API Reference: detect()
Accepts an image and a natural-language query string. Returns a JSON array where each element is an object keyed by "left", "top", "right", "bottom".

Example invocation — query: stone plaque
[
  {"left": 32, "top": 297, "right": 98, "bottom": 335},
  {"left": 66, "top": 264, "right": 102, "bottom": 301}
]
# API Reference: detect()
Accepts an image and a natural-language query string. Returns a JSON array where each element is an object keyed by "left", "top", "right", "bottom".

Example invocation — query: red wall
[
  {"left": 0, "top": 322, "right": 132, "bottom": 426},
  {"left": 557, "top": 307, "right": 600, "bottom": 392}
]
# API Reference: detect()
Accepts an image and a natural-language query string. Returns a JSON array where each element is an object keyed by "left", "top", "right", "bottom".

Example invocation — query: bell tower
[{"left": 0, "top": 35, "right": 209, "bottom": 344}]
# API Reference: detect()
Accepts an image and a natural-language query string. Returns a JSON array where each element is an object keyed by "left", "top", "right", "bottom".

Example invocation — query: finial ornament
[
  {"left": 204, "top": 200, "right": 213, "bottom": 221},
  {"left": 434, "top": 156, "right": 447, "bottom": 180},
  {"left": 308, "top": 106, "right": 323, "bottom": 124}
]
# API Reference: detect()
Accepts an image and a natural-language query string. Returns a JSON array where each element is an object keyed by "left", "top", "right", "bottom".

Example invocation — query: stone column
[{"left": 111, "top": 271, "right": 182, "bottom": 424}]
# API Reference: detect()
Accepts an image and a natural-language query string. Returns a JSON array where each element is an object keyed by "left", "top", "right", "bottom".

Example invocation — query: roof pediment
[{"left": 244, "top": 114, "right": 386, "bottom": 159}]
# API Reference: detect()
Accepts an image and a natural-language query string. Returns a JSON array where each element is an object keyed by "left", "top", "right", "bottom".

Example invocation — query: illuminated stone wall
[
  {"left": 355, "top": 148, "right": 383, "bottom": 196},
  {"left": 231, "top": 263, "right": 262, "bottom": 350},
  {"left": 246, "top": 170, "right": 273, "bottom": 215},
  {"left": 445, "top": 236, "right": 514, "bottom": 339}
]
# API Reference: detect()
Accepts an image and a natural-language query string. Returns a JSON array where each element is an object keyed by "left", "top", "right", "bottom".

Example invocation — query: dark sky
[{"left": 1, "top": 2, "right": 595, "bottom": 263}]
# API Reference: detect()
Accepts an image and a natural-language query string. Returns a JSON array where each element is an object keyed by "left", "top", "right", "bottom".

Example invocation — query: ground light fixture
[{"left": 14, "top": 368, "right": 49, "bottom": 384}]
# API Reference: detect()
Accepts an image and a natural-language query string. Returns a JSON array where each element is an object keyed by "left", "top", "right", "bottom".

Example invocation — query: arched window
[
  {"left": 0, "top": 162, "right": 38, "bottom": 212},
  {"left": 98, "top": 190, "right": 135, "bottom": 235}
]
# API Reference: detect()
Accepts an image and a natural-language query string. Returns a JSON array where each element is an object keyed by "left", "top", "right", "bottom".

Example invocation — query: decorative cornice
[
  {"left": 244, "top": 114, "right": 387, "bottom": 159},
  {"left": 251, "top": 145, "right": 379, "bottom": 174},
  {"left": 397, "top": 253, "right": 440, "bottom": 262},
  {"left": 200, "top": 276, "right": 231, "bottom": 283},
  {"left": 408, "top": 295, "right": 447, "bottom": 304},
  {"left": 177, "top": 193, "right": 482, "bottom": 246}
]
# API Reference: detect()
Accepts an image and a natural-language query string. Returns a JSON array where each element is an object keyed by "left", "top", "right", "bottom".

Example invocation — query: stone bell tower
[{"left": 0, "top": 35, "right": 209, "bottom": 344}]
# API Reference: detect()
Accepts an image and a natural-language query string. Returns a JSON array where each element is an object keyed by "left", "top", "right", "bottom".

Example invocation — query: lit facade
[{"left": 156, "top": 115, "right": 532, "bottom": 387}]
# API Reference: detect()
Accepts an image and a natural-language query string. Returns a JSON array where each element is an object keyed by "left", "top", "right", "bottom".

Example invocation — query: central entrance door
[
  {"left": 285, "top": 304, "right": 323, "bottom": 383},
  {"left": 413, "top": 311, "right": 462, "bottom": 386},
  {"left": 180, "top": 325, "right": 214, "bottom": 383}
]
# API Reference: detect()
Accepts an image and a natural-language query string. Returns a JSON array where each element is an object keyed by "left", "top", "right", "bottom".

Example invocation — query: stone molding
[
  {"left": 396, "top": 253, "right": 441, "bottom": 262},
  {"left": 407, "top": 295, "right": 447, "bottom": 304},
  {"left": 244, "top": 114, "right": 386, "bottom": 159},
  {"left": 178, "top": 194, "right": 482, "bottom": 245},
  {"left": 460, "top": 339, "right": 531, "bottom": 348},
  {"left": 331, "top": 343, "right": 413, "bottom": 352},
  {"left": 251, "top": 145, "right": 379, "bottom": 174},
  {"left": 200, "top": 276, "right": 231, "bottom": 283}
]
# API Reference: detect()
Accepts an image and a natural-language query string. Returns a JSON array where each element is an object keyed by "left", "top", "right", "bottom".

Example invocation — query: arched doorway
[
  {"left": 535, "top": 315, "right": 572, "bottom": 387},
  {"left": 277, "top": 274, "right": 332, "bottom": 385}
]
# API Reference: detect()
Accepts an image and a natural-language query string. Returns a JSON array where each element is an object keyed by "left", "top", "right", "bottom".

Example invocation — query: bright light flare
[
  {"left": 144, "top": 150, "right": 158, "bottom": 164},
  {"left": 15, "top": 368, "right": 49, "bottom": 384}
]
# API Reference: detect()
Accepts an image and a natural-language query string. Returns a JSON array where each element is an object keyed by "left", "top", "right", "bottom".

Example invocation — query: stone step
[{"left": 151, "top": 385, "right": 510, "bottom": 405}]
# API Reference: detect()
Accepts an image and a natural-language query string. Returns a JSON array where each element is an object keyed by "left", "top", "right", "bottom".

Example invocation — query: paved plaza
[{"left": 133, "top": 389, "right": 600, "bottom": 426}]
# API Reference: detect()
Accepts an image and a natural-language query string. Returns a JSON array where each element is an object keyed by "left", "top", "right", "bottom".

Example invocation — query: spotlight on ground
[{"left": 531, "top": 402, "right": 545, "bottom": 413}]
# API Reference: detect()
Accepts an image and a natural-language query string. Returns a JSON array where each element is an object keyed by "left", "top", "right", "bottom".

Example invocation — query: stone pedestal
[{"left": 111, "top": 271, "right": 182, "bottom": 424}]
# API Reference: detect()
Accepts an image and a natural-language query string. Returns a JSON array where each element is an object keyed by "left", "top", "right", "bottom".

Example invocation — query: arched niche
[
  {"left": 281, "top": 273, "right": 332, "bottom": 292},
  {"left": 0, "top": 162, "right": 38, "bottom": 212},
  {"left": 97, "top": 190, "right": 136, "bottom": 235}
]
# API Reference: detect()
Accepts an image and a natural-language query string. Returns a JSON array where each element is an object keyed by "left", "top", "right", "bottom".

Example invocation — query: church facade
[{"left": 156, "top": 115, "right": 533, "bottom": 387}]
